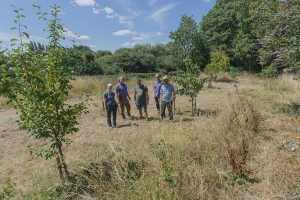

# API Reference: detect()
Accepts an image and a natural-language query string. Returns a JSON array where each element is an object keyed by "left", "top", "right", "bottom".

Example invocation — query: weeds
[
  {"left": 279, "top": 101, "right": 300, "bottom": 118},
  {"left": 150, "top": 139, "right": 177, "bottom": 188},
  {"left": 221, "top": 95, "right": 262, "bottom": 184},
  {"left": 223, "top": 95, "right": 262, "bottom": 134},
  {"left": 0, "top": 181, "right": 14, "bottom": 200}
]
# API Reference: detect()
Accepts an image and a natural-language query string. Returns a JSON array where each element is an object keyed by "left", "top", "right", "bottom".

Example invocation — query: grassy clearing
[{"left": 1, "top": 75, "right": 300, "bottom": 199}]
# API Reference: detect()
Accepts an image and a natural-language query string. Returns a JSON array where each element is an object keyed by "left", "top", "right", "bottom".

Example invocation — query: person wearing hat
[
  {"left": 103, "top": 84, "right": 118, "bottom": 127},
  {"left": 116, "top": 76, "right": 131, "bottom": 119},
  {"left": 153, "top": 73, "right": 163, "bottom": 115},
  {"left": 134, "top": 78, "right": 149, "bottom": 121},
  {"left": 160, "top": 76, "right": 176, "bottom": 120}
]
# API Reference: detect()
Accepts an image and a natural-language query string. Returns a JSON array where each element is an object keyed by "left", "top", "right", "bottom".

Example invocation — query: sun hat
[{"left": 162, "top": 76, "right": 170, "bottom": 83}]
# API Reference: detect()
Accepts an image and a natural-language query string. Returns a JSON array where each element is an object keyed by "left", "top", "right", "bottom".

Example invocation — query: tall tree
[
  {"left": 200, "top": 0, "right": 260, "bottom": 71},
  {"left": 170, "top": 15, "right": 209, "bottom": 70},
  {"left": 251, "top": 0, "right": 300, "bottom": 73}
]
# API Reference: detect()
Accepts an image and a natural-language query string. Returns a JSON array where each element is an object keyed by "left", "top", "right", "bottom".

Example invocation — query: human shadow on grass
[{"left": 115, "top": 123, "right": 139, "bottom": 128}]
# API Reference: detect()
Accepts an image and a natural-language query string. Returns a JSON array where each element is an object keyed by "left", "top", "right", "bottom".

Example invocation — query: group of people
[{"left": 102, "top": 74, "right": 176, "bottom": 128}]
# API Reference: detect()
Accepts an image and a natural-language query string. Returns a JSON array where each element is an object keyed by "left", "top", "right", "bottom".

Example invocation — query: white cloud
[
  {"left": 72, "top": 0, "right": 96, "bottom": 7},
  {"left": 133, "top": 37, "right": 143, "bottom": 41},
  {"left": 103, "top": 7, "right": 114, "bottom": 14},
  {"left": 106, "top": 14, "right": 134, "bottom": 27},
  {"left": 156, "top": 32, "right": 163, "bottom": 36},
  {"left": 113, "top": 29, "right": 136, "bottom": 36},
  {"left": 92, "top": 7, "right": 100, "bottom": 14},
  {"left": 106, "top": 15, "right": 115, "bottom": 19},
  {"left": 149, "top": 3, "right": 178, "bottom": 26},
  {"left": 122, "top": 41, "right": 137, "bottom": 47},
  {"left": 63, "top": 29, "right": 91, "bottom": 40},
  {"left": 203, "top": 0, "right": 211, "bottom": 2}
]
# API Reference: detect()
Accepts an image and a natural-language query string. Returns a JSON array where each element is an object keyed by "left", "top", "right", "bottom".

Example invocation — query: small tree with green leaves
[
  {"left": 204, "top": 50, "right": 231, "bottom": 88},
  {"left": 174, "top": 58, "right": 205, "bottom": 116},
  {"left": 0, "top": 5, "right": 87, "bottom": 181}
]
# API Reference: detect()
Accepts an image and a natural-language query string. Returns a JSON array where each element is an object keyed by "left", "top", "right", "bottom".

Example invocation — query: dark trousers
[
  {"left": 107, "top": 107, "right": 117, "bottom": 126},
  {"left": 155, "top": 97, "right": 160, "bottom": 112},
  {"left": 120, "top": 99, "right": 131, "bottom": 118},
  {"left": 161, "top": 101, "right": 173, "bottom": 120}
]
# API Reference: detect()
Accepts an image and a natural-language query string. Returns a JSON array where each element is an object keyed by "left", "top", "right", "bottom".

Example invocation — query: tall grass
[
  {"left": 0, "top": 97, "right": 9, "bottom": 109},
  {"left": 264, "top": 75, "right": 300, "bottom": 93},
  {"left": 70, "top": 75, "right": 156, "bottom": 98}
]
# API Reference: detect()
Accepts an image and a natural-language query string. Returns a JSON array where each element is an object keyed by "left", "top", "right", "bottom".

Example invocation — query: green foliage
[
  {"left": 175, "top": 58, "right": 205, "bottom": 99},
  {"left": 205, "top": 50, "right": 231, "bottom": 80},
  {"left": 251, "top": 0, "right": 300, "bottom": 73},
  {"left": 0, "top": 181, "right": 15, "bottom": 200},
  {"left": 259, "top": 65, "right": 278, "bottom": 78},
  {"left": 114, "top": 47, "right": 156, "bottom": 73},
  {"left": 60, "top": 43, "right": 178, "bottom": 75},
  {"left": 170, "top": 15, "right": 209, "bottom": 70},
  {"left": 200, "top": 0, "right": 260, "bottom": 72},
  {"left": 0, "top": 5, "right": 87, "bottom": 180}
]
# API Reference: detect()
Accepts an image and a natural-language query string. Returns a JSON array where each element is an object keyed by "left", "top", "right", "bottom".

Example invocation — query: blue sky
[{"left": 0, "top": 0, "right": 215, "bottom": 52}]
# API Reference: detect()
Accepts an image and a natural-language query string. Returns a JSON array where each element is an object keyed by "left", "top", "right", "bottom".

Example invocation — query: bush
[{"left": 260, "top": 65, "right": 277, "bottom": 78}]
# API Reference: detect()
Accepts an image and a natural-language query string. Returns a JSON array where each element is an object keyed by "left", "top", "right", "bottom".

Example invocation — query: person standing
[
  {"left": 116, "top": 77, "right": 131, "bottom": 119},
  {"left": 160, "top": 76, "right": 176, "bottom": 120},
  {"left": 153, "top": 74, "right": 163, "bottom": 115},
  {"left": 103, "top": 84, "right": 118, "bottom": 128},
  {"left": 134, "top": 79, "right": 149, "bottom": 121}
]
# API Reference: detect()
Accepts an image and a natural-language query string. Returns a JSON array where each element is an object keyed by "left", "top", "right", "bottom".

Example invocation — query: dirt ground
[{"left": 0, "top": 75, "right": 299, "bottom": 198}]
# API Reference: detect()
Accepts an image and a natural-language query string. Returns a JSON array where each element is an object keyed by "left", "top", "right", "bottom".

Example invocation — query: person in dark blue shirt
[
  {"left": 153, "top": 74, "right": 163, "bottom": 115},
  {"left": 103, "top": 84, "right": 118, "bottom": 127},
  {"left": 116, "top": 77, "right": 131, "bottom": 119}
]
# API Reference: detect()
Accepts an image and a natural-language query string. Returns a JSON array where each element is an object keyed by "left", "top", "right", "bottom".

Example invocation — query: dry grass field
[{"left": 0, "top": 74, "right": 299, "bottom": 199}]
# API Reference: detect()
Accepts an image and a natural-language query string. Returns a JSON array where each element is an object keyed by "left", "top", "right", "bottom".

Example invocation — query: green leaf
[
  {"left": 22, "top": 32, "right": 29, "bottom": 39},
  {"left": 10, "top": 27, "right": 17, "bottom": 30},
  {"left": 10, "top": 38, "right": 18, "bottom": 42},
  {"left": 32, "top": 4, "right": 41, "bottom": 9}
]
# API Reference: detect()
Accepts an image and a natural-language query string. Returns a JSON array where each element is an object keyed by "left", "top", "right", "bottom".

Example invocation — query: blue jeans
[
  {"left": 161, "top": 101, "right": 173, "bottom": 120},
  {"left": 107, "top": 107, "right": 117, "bottom": 126}
]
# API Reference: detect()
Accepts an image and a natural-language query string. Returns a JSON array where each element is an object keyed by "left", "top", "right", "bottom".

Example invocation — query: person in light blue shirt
[{"left": 160, "top": 76, "right": 176, "bottom": 120}]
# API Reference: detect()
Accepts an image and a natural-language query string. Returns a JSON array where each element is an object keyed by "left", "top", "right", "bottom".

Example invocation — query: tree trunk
[
  {"left": 58, "top": 146, "right": 70, "bottom": 180},
  {"left": 208, "top": 81, "right": 213, "bottom": 88},
  {"left": 56, "top": 156, "right": 64, "bottom": 181},
  {"left": 235, "top": 84, "right": 239, "bottom": 94},
  {"left": 195, "top": 99, "right": 197, "bottom": 116},
  {"left": 191, "top": 97, "right": 194, "bottom": 116}
]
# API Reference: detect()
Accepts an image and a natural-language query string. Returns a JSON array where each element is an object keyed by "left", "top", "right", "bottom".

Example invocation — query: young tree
[
  {"left": 0, "top": 5, "right": 87, "bottom": 181},
  {"left": 174, "top": 58, "right": 206, "bottom": 116},
  {"left": 204, "top": 50, "right": 231, "bottom": 88}
]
